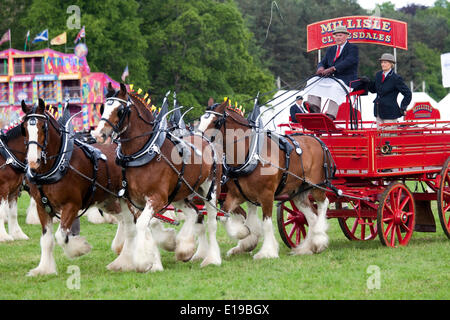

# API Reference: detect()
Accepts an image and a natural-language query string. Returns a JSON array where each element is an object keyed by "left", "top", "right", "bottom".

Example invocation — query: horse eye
[{"left": 100, "top": 105, "right": 104, "bottom": 115}]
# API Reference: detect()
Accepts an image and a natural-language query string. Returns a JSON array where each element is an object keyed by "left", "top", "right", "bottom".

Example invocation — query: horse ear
[
  {"left": 107, "top": 82, "right": 114, "bottom": 93},
  {"left": 38, "top": 98, "right": 46, "bottom": 112},
  {"left": 21, "top": 100, "right": 29, "bottom": 114},
  {"left": 120, "top": 83, "right": 127, "bottom": 94},
  {"left": 207, "top": 97, "right": 214, "bottom": 107}
]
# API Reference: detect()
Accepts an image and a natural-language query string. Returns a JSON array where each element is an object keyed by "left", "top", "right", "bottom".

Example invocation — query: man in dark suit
[
  {"left": 289, "top": 95, "right": 321, "bottom": 123},
  {"left": 307, "top": 26, "right": 359, "bottom": 120},
  {"left": 367, "top": 53, "right": 412, "bottom": 127},
  {"left": 289, "top": 96, "right": 306, "bottom": 123}
]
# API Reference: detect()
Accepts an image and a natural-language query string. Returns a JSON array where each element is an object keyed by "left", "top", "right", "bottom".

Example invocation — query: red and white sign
[
  {"left": 405, "top": 102, "right": 440, "bottom": 120},
  {"left": 307, "top": 16, "right": 408, "bottom": 52}
]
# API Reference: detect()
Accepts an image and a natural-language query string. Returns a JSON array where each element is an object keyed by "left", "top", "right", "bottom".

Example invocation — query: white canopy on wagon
[
  {"left": 438, "top": 93, "right": 450, "bottom": 120},
  {"left": 260, "top": 90, "right": 302, "bottom": 133}
]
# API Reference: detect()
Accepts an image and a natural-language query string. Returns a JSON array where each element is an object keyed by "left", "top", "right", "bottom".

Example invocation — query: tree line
[{"left": 1, "top": 0, "right": 449, "bottom": 118}]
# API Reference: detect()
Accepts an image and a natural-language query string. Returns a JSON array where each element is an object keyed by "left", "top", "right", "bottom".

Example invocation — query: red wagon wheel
[
  {"left": 437, "top": 156, "right": 450, "bottom": 239},
  {"left": 276, "top": 200, "right": 308, "bottom": 248},
  {"left": 338, "top": 201, "right": 377, "bottom": 241},
  {"left": 377, "top": 182, "right": 415, "bottom": 247}
]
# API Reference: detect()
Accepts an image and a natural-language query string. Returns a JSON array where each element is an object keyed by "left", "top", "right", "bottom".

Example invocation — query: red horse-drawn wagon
[{"left": 276, "top": 88, "right": 450, "bottom": 248}]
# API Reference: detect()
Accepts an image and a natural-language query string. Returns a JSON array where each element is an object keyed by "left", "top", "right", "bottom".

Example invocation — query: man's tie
[
  {"left": 382, "top": 73, "right": 385, "bottom": 82},
  {"left": 334, "top": 45, "right": 341, "bottom": 62}
]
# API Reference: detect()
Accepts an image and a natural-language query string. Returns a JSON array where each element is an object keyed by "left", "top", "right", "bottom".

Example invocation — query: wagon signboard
[
  {"left": 405, "top": 101, "right": 441, "bottom": 120},
  {"left": 307, "top": 16, "right": 408, "bottom": 52}
]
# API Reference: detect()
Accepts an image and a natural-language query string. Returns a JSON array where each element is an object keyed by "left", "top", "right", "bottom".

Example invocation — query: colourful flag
[
  {"left": 50, "top": 32, "right": 67, "bottom": 45},
  {"left": 0, "top": 29, "right": 10, "bottom": 46},
  {"left": 24, "top": 30, "right": 30, "bottom": 51},
  {"left": 74, "top": 26, "right": 85, "bottom": 44},
  {"left": 32, "top": 29, "right": 48, "bottom": 44},
  {"left": 121, "top": 64, "right": 129, "bottom": 82}
]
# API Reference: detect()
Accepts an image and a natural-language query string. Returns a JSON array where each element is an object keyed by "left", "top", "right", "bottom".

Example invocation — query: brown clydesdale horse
[
  {"left": 91, "top": 83, "right": 221, "bottom": 272},
  {"left": 21, "top": 99, "right": 176, "bottom": 276},
  {"left": 197, "top": 100, "right": 334, "bottom": 258},
  {"left": 0, "top": 124, "right": 30, "bottom": 242}
]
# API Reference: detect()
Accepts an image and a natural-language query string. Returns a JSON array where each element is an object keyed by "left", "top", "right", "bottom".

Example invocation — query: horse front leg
[
  {"left": 200, "top": 186, "right": 221, "bottom": 267},
  {"left": 0, "top": 198, "right": 13, "bottom": 242},
  {"left": 55, "top": 204, "right": 92, "bottom": 259},
  {"left": 107, "top": 201, "right": 137, "bottom": 272},
  {"left": 8, "top": 197, "right": 29, "bottom": 240},
  {"left": 291, "top": 190, "right": 329, "bottom": 255},
  {"left": 174, "top": 200, "right": 198, "bottom": 262},
  {"left": 227, "top": 203, "right": 262, "bottom": 256},
  {"left": 133, "top": 197, "right": 163, "bottom": 273},
  {"left": 253, "top": 197, "right": 279, "bottom": 260},
  {"left": 27, "top": 205, "right": 56, "bottom": 276}
]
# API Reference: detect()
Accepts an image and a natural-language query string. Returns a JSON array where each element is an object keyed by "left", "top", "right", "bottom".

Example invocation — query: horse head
[
  {"left": 21, "top": 99, "right": 48, "bottom": 170},
  {"left": 92, "top": 82, "right": 131, "bottom": 143},
  {"left": 197, "top": 99, "right": 229, "bottom": 134}
]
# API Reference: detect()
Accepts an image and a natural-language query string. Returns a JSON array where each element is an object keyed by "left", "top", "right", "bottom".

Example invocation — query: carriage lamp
[{"left": 380, "top": 141, "right": 392, "bottom": 154}]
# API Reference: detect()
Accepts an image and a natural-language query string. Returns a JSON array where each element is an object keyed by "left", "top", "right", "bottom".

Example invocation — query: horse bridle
[
  {"left": 22, "top": 112, "right": 49, "bottom": 163},
  {"left": 204, "top": 104, "right": 253, "bottom": 142},
  {"left": 101, "top": 96, "right": 132, "bottom": 135}
]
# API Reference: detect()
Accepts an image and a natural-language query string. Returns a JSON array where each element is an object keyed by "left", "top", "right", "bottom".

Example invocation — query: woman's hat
[
  {"left": 379, "top": 53, "right": 396, "bottom": 64},
  {"left": 332, "top": 26, "right": 350, "bottom": 35}
]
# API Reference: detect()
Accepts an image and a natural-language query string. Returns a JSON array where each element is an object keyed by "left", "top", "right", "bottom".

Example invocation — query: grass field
[{"left": 0, "top": 193, "right": 448, "bottom": 300}]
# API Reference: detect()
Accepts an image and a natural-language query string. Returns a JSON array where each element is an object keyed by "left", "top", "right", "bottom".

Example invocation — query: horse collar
[
  {"left": 0, "top": 138, "right": 27, "bottom": 172},
  {"left": 115, "top": 116, "right": 167, "bottom": 168}
]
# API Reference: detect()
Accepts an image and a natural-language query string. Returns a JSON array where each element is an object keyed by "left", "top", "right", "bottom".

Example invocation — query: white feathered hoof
[
  {"left": 64, "top": 236, "right": 92, "bottom": 259},
  {"left": 311, "top": 233, "right": 328, "bottom": 254},
  {"left": 0, "top": 232, "right": 13, "bottom": 242},
  {"left": 107, "top": 255, "right": 135, "bottom": 272},
  {"left": 175, "top": 236, "right": 196, "bottom": 262},
  {"left": 26, "top": 263, "right": 57, "bottom": 277},
  {"left": 200, "top": 254, "right": 221, "bottom": 268},
  {"left": 10, "top": 229, "right": 29, "bottom": 241}
]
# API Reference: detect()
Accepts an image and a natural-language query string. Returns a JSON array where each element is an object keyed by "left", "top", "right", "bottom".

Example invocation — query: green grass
[{"left": 0, "top": 193, "right": 449, "bottom": 300}]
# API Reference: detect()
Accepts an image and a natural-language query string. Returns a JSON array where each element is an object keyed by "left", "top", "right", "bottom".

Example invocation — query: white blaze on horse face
[
  {"left": 92, "top": 99, "right": 120, "bottom": 142},
  {"left": 26, "top": 121, "right": 40, "bottom": 168},
  {"left": 198, "top": 112, "right": 215, "bottom": 133}
]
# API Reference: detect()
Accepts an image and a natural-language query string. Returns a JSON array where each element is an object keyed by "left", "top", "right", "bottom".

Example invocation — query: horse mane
[
  {"left": 128, "top": 91, "right": 155, "bottom": 122},
  {"left": 1, "top": 124, "right": 22, "bottom": 143},
  {"left": 57, "top": 106, "right": 72, "bottom": 127},
  {"left": 226, "top": 105, "right": 245, "bottom": 118}
]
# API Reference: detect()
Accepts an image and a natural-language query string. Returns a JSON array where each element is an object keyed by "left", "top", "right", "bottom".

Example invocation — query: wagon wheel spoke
[
  {"left": 295, "top": 226, "right": 302, "bottom": 245},
  {"left": 360, "top": 220, "right": 366, "bottom": 240},
  {"left": 399, "top": 195, "right": 410, "bottom": 212},
  {"left": 368, "top": 219, "right": 376, "bottom": 236},
  {"left": 384, "top": 201, "right": 395, "bottom": 217},
  {"left": 394, "top": 189, "right": 403, "bottom": 210},
  {"left": 395, "top": 225, "right": 403, "bottom": 244},
  {"left": 385, "top": 220, "right": 394, "bottom": 237},
  {"left": 284, "top": 207, "right": 298, "bottom": 215},
  {"left": 401, "top": 221, "right": 412, "bottom": 234},
  {"left": 351, "top": 218, "right": 359, "bottom": 235},
  {"left": 390, "top": 223, "right": 397, "bottom": 247},
  {"left": 288, "top": 224, "right": 297, "bottom": 239},
  {"left": 284, "top": 217, "right": 296, "bottom": 227},
  {"left": 444, "top": 202, "right": 450, "bottom": 214},
  {"left": 383, "top": 214, "right": 394, "bottom": 223}
]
